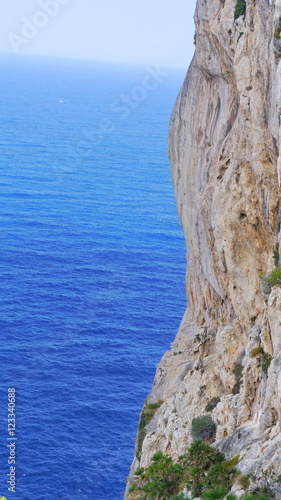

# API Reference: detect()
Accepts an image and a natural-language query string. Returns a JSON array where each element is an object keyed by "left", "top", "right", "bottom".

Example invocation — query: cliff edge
[{"left": 126, "top": 0, "right": 281, "bottom": 496}]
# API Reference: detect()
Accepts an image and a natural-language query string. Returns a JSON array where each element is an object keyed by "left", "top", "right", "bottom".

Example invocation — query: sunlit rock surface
[{"left": 126, "top": 0, "right": 281, "bottom": 496}]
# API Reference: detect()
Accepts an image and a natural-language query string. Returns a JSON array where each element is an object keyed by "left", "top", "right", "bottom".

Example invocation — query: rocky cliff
[{"left": 126, "top": 0, "right": 281, "bottom": 497}]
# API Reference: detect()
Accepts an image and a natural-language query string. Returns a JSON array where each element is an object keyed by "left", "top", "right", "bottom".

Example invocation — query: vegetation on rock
[
  {"left": 191, "top": 416, "right": 216, "bottom": 442},
  {"left": 249, "top": 347, "right": 272, "bottom": 373},
  {"left": 205, "top": 397, "right": 221, "bottom": 413},
  {"left": 273, "top": 243, "right": 279, "bottom": 266},
  {"left": 241, "top": 495, "right": 273, "bottom": 500},
  {"left": 234, "top": 0, "right": 246, "bottom": 20},
  {"left": 128, "top": 451, "right": 185, "bottom": 499},
  {"left": 202, "top": 486, "right": 227, "bottom": 499},
  {"left": 167, "top": 495, "right": 188, "bottom": 500},
  {"left": 129, "top": 441, "right": 276, "bottom": 499},
  {"left": 274, "top": 18, "right": 281, "bottom": 39},
  {"left": 222, "top": 455, "right": 240, "bottom": 469},
  {"left": 137, "top": 401, "right": 163, "bottom": 460},
  {"left": 261, "top": 352, "right": 272, "bottom": 374},
  {"left": 128, "top": 441, "right": 237, "bottom": 500},
  {"left": 232, "top": 363, "right": 244, "bottom": 395},
  {"left": 250, "top": 347, "right": 264, "bottom": 358},
  {"left": 261, "top": 267, "right": 281, "bottom": 287}
]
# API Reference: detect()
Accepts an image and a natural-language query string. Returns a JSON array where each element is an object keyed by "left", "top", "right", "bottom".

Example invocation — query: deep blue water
[{"left": 0, "top": 54, "right": 186, "bottom": 499}]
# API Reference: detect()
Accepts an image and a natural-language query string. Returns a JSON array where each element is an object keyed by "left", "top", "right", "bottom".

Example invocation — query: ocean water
[{"left": 0, "top": 54, "right": 186, "bottom": 499}]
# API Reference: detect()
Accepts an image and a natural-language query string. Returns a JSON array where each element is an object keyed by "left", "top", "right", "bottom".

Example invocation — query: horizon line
[{"left": 0, "top": 49, "right": 189, "bottom": 71}]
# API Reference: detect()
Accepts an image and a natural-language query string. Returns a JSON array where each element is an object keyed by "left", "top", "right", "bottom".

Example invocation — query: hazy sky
[{"left": 1, "top": 0, "right": 197, "bottom": 68}]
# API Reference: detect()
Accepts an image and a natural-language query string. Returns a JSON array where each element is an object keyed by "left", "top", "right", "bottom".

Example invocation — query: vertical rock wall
[{"left": 126, "top": 0, "right": 281, "bottom": 495}]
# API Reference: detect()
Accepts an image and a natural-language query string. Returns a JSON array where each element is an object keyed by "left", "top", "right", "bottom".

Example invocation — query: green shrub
[
  {"left": 239, "top": 475, "right": 250, "bottom": 489},
  {"left": 234, "top": 0, "right": 246, "bottom": 19},
  {"left": 168, "top": 495, "right": 191, "bottom": 500},
  {"left": 250, "top": 347, "right": 264, "bottom": 358},
  {"left": 261, "top": 352, "right": 272, "bottom": 373},
  {"left": 136, "top": 401, "right": 163, "bottom": 460},
  {"left": 222, "top": 455, "right": 240, "bottom": 468},
  {"left": 232, "top": 363, "right": 244, "bottom": 395},
  {"left": 147, "top": 402, "right": 163, "bottom": 410},
  {"left": 184, "top": 465, "right": 205, "bottom": 497},
  {"left": 274, "top": 18, "right": 281, "bottom": 39},
  {"left": 226, "top": 495, "right": 237, "bottom": 500},
  {"left": 202, "top": 486, "right": 228, "bottom": 499},
  {"left": 273, "top": 243, "right": 279, "bottom": 266},
  {"left": 251, "top": 484, "right": 275, "bottom": 498},
  {"left": 205, "top": 463, "right": 237, "bottom": 491},
  {"left": 183, "top": 441, "right": 224, "bottom": 470},
  {"left": 205, "top": 397, "right": 221, "bottom": 412},
  {"left": 131, "top": 451, "right": 184, "bottom": 499},
  {"left": 193, "top": 32, "right": 197, "bottom": 45},
  {"left": 241, "top": 494, "right": 273, "bottom": 500},
  {"left": 191, "top": 416, "right": 216, "bottom": 442},
  {"left": 130, "top": 441, "right": 238, "bottom": 500},
  {"left": 233, "top": 363, "right": 243, "bottom": 378},
  {"left": 134, "top": 467, "right": 145, "bottom": 476},
  {"left": 249, "top": 347, "right": 272, "bottom": 373},
  {"left": 182, "top": 443, "right": 235, "bottom": 498},
  {"left": 262, "top": 267, "right": 281, "bottom": 286}
]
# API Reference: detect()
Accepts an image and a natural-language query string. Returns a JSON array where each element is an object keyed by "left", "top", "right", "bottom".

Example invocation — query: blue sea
[{"left": 0, "top": 54, "right": 186, "bottom": 499}]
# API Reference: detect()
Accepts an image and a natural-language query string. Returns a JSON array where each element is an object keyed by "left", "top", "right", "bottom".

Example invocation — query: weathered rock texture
[{"left": 126, "top": 0, "right": 281, "bottom": 497}]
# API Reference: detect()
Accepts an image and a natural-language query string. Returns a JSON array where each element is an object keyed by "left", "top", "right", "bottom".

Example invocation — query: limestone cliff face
[{"left": 126, "top": 0, "right": 281, "bottom": 496}]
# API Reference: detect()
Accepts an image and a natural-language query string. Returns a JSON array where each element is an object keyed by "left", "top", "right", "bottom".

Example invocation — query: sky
[{"left": 0, "top": 0, "right": 197, "bottom": 68}]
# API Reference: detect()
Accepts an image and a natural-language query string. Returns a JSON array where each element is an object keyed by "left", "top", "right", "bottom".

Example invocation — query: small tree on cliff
[{"left": 234, "top": 0, "right": 246, "bottom": 19}]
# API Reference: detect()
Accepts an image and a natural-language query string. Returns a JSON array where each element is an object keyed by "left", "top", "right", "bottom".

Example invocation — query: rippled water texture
[{"left": 0, "top": 55, "right": 186, "bottom": 499}]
